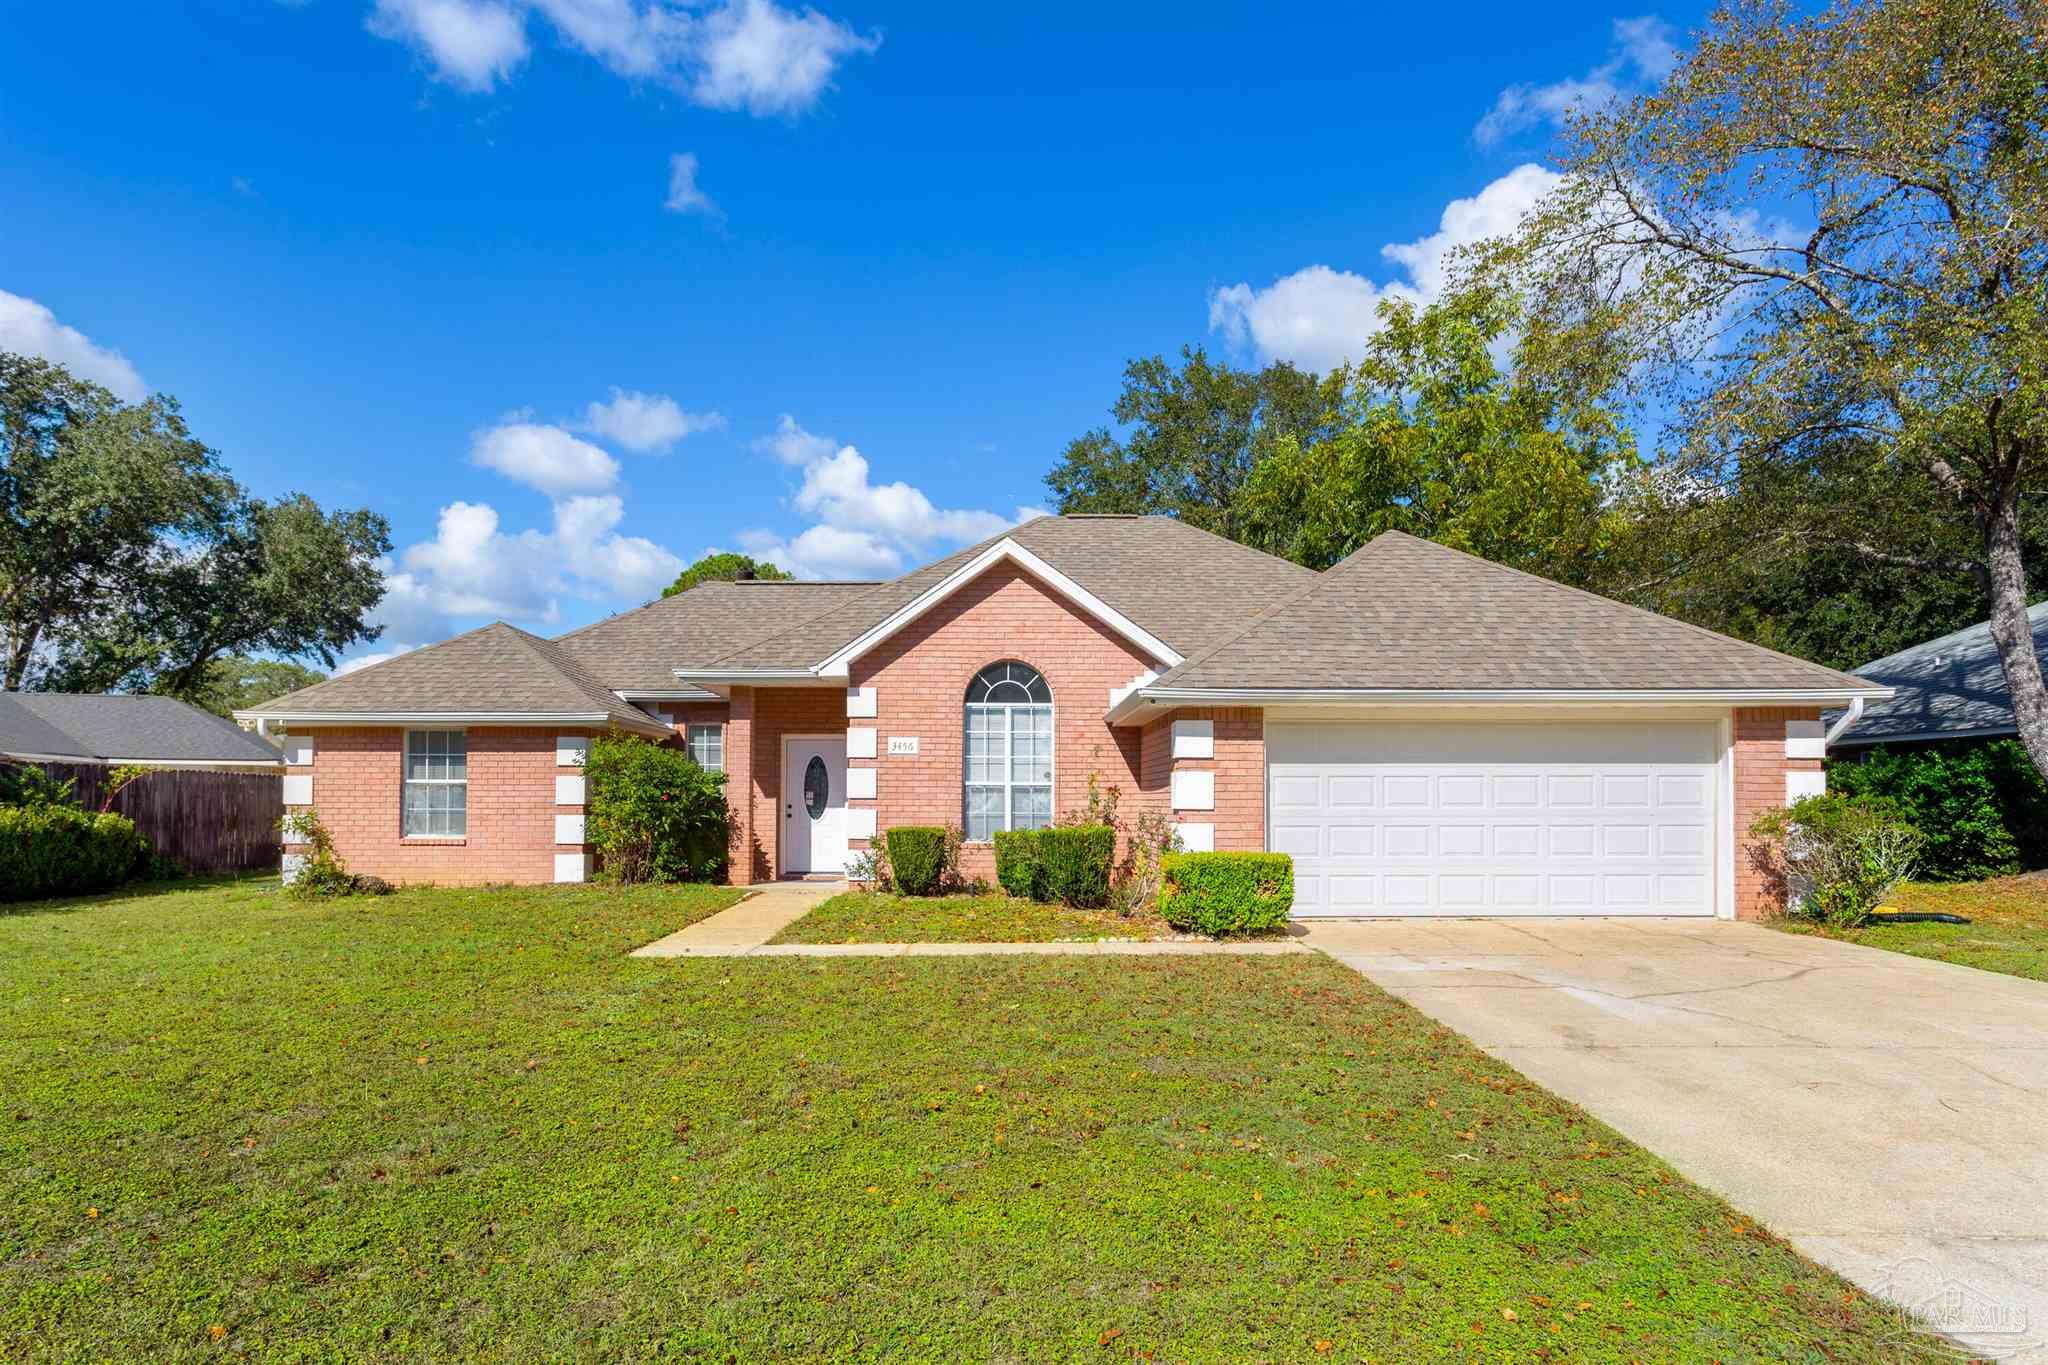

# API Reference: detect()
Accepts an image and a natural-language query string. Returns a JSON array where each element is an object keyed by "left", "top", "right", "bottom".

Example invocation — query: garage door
[{"left": 1268, "top": 722, "right": 1718, "bottom": 918}]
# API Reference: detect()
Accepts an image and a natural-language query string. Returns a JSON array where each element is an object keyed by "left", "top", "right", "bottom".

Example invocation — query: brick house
[{"left": 239, "top": 516, "right": 1888, "bottom": 919}]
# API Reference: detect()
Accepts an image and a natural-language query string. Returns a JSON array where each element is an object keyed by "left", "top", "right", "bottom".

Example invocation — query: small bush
[
  {"left": 1829, "top": 739, "right": 2048, "bottom": 879},
  {"left": 992, "top": 828, "right": 1045, "bottom": 900},
  {"left": 584, "top": 730, "right": 729, "bottom": 883},
  {"left": 1158, "top": 852, "right": 1294, "bottom": 935},
  {"left": 281, "top": 809, "right": 384, "bottom": 900},
  {"left": 0, "top": 804, "right": 148, "bottom": 902},
  {"left": 1749, "top": 793, "right": 1924, "bottom": 928},
  {"left": 1039, "top": 824, "right": 1115, "bottom": 908},
  {"left": 885, "top": 826, "right": 949, "bottom": 896}
]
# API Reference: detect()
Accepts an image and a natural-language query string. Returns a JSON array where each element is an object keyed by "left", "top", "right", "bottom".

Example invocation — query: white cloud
[
  {"left": 1208, "top": 164, "right": 1563, "bottom": 373},
  {"left": 737, "top": 417, "right": 1034, "bottom": 579},
  {"left": 663, "top": 152, "right": 721, "bottom": 218},
  {"left": 334, "top": 643, "right": 422, "bottom": 676},
  {"left": 374, "top": 493, "right": 682, "bottom": 637},
  {"left": 692, "top": 0, "right": 880, "bottom": 116},
  {"left": 1474, "top": 15, "right": 1676, "bottom": 146},
  {"left": 755, "top": 412, "right": 837, "bottom": 466},
  {"left": 0, "top": 290, "right": 146, "bottom": 401},
  {"left": 470, "top": 419, "right": 620, "bottom": 497},
  {"left": 362, "top": 0, "right": 877, "bottom": 115},
  {"left": 583, "top": 387, "right": 723, "bottom": 451},
  {"left": 367, "top": 0, "right": 530, "bottom": 92}
]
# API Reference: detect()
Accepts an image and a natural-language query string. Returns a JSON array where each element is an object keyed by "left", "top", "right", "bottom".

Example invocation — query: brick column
[
  {"left": 1153, "top": 707, "right": 1264, "bottom": 853},
  {"left": 279, "top": 731, "right": 316, "bottom": 883},
  {"left": 1732, "top": 706, "right": 1826, "bottom": 920},
  {"left": 726, "top": 687, "right": 757, "bottom": 885}
]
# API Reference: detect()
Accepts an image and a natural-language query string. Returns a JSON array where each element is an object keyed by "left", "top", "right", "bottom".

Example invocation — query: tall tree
[
  {"left": 1503, "top": 0, "right": 2048, "bottom": 776},
  {"left": 662, "top": 551, "right": 793, "bottom": 596},
  {"left": 179, "top": 656, "right": 329, "bottom": 719},
  {"left": 1044, "top": 348, "right": 1344, "bottom": 539},
  {"left": 0, "top": 353, "right": 391, "bottom": 693},
  {"left": 1236, "top": 285, "right": 1637, "bottom": 584}
]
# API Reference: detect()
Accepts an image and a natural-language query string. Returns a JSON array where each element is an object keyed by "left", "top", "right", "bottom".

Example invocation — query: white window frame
[
  {"left": 686, "top": 723, "right": 724, "bottom": 773},
  {"left": 402, "top": 729, "right": 468, "bottom": 838},
  {"left": 963, "top": 662, "right": 1054, "bottom": 842}
]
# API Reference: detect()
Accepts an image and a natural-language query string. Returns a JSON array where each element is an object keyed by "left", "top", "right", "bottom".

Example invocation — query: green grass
[
  {"left": 1771, "top": 875, "right": 2048, "bottom": 981},
  {"left": 0, "top": 880, "right": 1939, "bottom": 1361},
  {"left": 771, "top": 889, "right": 1178, "bottom": 943}
]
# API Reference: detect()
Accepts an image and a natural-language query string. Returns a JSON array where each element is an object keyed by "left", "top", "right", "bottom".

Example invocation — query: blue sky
[{"left": 0, "top": 0, "right": 1702, "bottom": 673}]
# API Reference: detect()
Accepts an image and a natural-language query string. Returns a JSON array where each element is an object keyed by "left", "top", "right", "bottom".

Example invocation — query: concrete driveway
[{"left": 1302, "top": 917, "right": 2048, "bottom": 1361}]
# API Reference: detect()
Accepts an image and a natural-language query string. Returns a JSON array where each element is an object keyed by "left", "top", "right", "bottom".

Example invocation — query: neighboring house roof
[
  {"left": 1830, "top": 601, "right": 2048, "bottom": 746},
  {"left": 1135, "top": 531, "right": 1879, "bottom": 700},
  {"left": 239, "top": 622, "right": 672, "bottom": 736},
  {"left": 0, "top": 693, "right": 285, "bottom": 766}
]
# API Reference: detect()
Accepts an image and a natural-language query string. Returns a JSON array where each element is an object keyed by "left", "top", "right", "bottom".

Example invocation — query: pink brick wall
[
  {"left": 727, "top": 687, "right": 844, "bottom": 884},
  {"left": 1138, "top": 707, "right": 1265, "bottom": 851},
  {"left": 285, "top": 726, "right": 591, "bottom": 886},
  {"left": 848, "top": 562, "right": 1158, "bottom": 881},
  {"left": 1733, "top": 706, "right": 1825, "bottom": 920}
]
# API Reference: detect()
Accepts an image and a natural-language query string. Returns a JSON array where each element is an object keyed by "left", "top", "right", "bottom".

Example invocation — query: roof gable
[
  {"left": 1836, "top": 601, "right": 2048, "bottom": 743},
  {"left": 1148, "top": 531, "right": 1880, "bottom": 697}
]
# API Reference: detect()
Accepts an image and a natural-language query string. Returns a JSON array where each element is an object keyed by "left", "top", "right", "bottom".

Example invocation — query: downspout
[{"left": 1823, "top": 696, "right": 1865, "bottom": 748}]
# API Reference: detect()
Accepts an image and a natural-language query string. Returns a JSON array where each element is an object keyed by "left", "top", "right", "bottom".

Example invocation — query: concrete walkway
[
  {"left": 630, "top": 881, "right": 843, "bottom": 957},
  {"left": 1300, "top": 917, "right": 2048, "bottom": 1363}
]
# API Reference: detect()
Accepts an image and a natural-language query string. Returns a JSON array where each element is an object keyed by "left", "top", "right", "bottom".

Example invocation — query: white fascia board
[
  {"left": 812, "top": 538, "right": 1184, "bottom": 680},
  {"left": 615, "top": 686, "right": 722, "bottom": 702},
  {"left": 669, "top": 669, "right": 840, "bottom": 688},
  {"left": 1105, "top": 685, "right": 1897, "bottom": 728},
  {"left": 238, "top": 710, "right": 668, "bottom": 738},
  {"left": 0, "top": 751, "right": 283, "bottom": 769}
]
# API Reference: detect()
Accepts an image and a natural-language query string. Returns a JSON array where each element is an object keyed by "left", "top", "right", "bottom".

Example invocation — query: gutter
[
  {"left": 233, "top": 709, "right": 671, "bottom": 738},
  {"left": 1106, "top": 685, "right": 1896, "bottom": 727},
  {"left": 1823, "top": 696, "right": 1865, "bottom": 747}
]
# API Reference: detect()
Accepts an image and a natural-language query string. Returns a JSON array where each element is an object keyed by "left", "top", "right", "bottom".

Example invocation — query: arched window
[{"left": 964, "top": 661, "right": 1053, "bottom": 840}]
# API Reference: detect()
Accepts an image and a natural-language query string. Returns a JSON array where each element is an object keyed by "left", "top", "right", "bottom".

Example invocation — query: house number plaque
[{"left": 887, "top": 736, "right": 920, "bottom": 756}]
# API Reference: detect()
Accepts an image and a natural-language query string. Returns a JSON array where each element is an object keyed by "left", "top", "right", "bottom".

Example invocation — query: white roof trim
[
  {"left": 616, "top": 686, "right": 722, "bottom": 702},
  {"left": 1107, "top": 685, "right": 1894, "bottom": 726},
  {"left": 232, "top": 709, "right": 666, "bottom": 733},
  {"left": 812, "top": 537, "right": 1184, "bottom": 679}
]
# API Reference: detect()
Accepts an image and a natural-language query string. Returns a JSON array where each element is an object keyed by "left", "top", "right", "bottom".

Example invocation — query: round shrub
[
  {"left": 0, "top": 804, "right": 148, "bottom": 902},
  {"left": 1748, "top": 793, "right": 1924, "bottom": 928},
  {"left": 584, "top": 730, "right": 730, "bottom": 883},
  {"left": 1039, "top": 824, "right": 1115, "bottom": 908},
  {"left": 1158, "top": 852, "right": 1294, "bottom": 935},
  {"left": 885, "top": 826, "right": 949, "bottom": 896},
  {"left": 992, "top": 828, "right": 1045, "bottom": 900}
]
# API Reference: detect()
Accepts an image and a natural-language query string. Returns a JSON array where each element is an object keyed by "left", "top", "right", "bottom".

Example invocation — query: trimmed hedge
[
  {"left": 886, "top": 826, "right": 949, "bottom": 896},
  {"left": 0, "top": 804, "right": 148, "bottom": 903},
  {"left": 584, "top": 731, "right": 729, "bottom": 883},
  {"left": 1040, "top": 824, "right": 1115, "bottom": 908},
  {"left": 1158, "top": 852, "right": 1294, "bottom": 935},
  {"left": 992, "top": 828, "right": 1045, "bottom": 900}
]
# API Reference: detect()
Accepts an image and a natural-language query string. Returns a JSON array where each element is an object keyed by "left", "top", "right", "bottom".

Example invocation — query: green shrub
[
  {"left": 0, "top": 762, "right": 79, "bottom": 809},
  {"left": 1829, "top": 739, "right": 2048, "bottom": 879},
  {"left": 1158, "top": 852, "right": 1294, "bottom": 935},
  {"left": 885, "top": 826, "right": 949, "bottom": 896},
  {"left": 992, "top": 828, "right": 1045, "bottom": 900},
  {"left": 280, "top": 809, "right": 386, "bottom": 900},
  {"left": 584, "top": 730, "right": 729, "bottom": 883},
  {"left": 1039, "top": 824, "right": 1115, "bottom": 908},
  {"left": 0, "top": 804, "right": 148, "bottom": 902},
  {"left": 1749, "top": 793, "right": 1925, "bottom": 928}
]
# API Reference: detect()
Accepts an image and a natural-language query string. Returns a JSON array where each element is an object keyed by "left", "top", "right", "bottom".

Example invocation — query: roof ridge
[
  {"left": 549, "top": 578, "right": 876, "bottom": 648},
  {"left": 248, "top": 621, "right": 515, "bottom": 712},
  {"left": 1855, "top": 599, "right": 2048, "bottom": 672},
  {"left": 1148, "top": 538, "right": 1385, "bottom": 685},
  {"left": 1384, "top": 532, "right": 1874, "bottom": 688},
  {"left": 1135, "top": 514, "right": 1322, "bottom": 576}
]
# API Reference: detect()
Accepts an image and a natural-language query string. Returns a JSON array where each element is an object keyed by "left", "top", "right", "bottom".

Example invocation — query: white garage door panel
[{"left": 1270, "top": 722, "right": 1717, "bottom": 918}]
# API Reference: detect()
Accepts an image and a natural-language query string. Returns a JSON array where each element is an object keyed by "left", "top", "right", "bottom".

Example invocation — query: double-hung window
[
  {"left": 963, "top": 661, "right": 1053, "bottom": 841},
  {"left": 402, "top": 729, "right": 467, "bottom": 837},
  {"left": 686, "top": 723, "right": 724, "bottom": 773}
]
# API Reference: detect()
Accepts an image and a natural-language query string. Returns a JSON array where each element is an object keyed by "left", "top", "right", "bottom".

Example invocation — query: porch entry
[{"left": 780, "top": 735, "right": 849, "bottom": 876}]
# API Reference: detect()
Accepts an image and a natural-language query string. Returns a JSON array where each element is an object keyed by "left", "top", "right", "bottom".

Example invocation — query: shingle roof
[
  {"left": 698, "top": 515, "right": 1322, "bottom": 669},
  {"left": 1149, "top": 531, "right": 1878, "bottom": 694},
  {"left": 241, "top": 623, "right": 671, "bottom": 735},
  {"left": 1831, "top": 602, "right": 2048, "bottom": 745},
  {"left": 0, "top": 693, "right": 285, "bottom": 765},
  {"left": 554, "top": 580, "right": 881, "bottom": 689}
]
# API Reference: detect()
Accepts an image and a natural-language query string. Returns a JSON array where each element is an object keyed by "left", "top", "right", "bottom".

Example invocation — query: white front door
[
  {"left": 1268, "top": 721, "right": 1719, "bottom": 918},
  {"left": 782, "top": 736, "right": 849, "bottom": 876}
]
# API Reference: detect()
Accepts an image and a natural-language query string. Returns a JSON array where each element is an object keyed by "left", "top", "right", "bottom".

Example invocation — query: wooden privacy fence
[{"left": 19, "top": 762, "right": 282, "bottom": 875}]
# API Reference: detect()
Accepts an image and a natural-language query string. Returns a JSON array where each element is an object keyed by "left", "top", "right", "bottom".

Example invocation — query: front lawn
[
  {"left": 0, "top": 879, "right": 1937, "bottom": 1360},
  {"left": 771, "top": 889, "right": 1176, "bottom": 943},
  {"left": 1771, "top": 875, "right": 2048, "bottom": 982}
]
